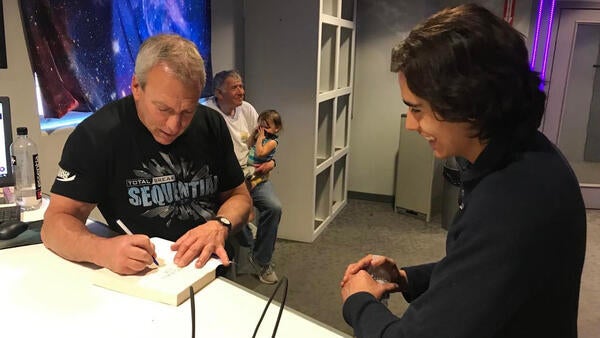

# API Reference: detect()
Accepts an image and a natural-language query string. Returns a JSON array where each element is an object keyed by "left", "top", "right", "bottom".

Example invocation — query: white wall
[{"left": 349, "top": 0, "right": 534, "bottom": 197}]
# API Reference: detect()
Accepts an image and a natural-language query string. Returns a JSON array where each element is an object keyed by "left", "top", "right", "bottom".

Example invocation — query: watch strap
[{"left": 213, "top": 216, "right": 232, "bottom": 233}]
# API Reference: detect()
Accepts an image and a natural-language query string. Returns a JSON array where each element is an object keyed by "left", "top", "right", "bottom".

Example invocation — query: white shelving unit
[{"left": 245, "top": 0, "right": 356, "bottom": 242}]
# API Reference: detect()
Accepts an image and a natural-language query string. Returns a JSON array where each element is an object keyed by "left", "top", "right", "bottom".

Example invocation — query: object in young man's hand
[{"left": 367, "top": 264, "right": 391, "bottom": 306}]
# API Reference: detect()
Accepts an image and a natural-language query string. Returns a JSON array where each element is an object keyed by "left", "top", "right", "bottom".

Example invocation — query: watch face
[{"left": 218, "top": 217, "right": 231, "bottom": 225}]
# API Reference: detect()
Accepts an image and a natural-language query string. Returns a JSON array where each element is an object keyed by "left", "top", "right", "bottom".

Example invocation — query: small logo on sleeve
[{"left": 56, "top": 166, "right": 77, "bottom": 182}]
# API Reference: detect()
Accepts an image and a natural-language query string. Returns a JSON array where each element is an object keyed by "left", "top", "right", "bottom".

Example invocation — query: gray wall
[
  {"left": 348, "top": 0, "right": 534, "bottom": 197},
  {"left": 211, "top": 0, "right": 245, "bottom": 74}
]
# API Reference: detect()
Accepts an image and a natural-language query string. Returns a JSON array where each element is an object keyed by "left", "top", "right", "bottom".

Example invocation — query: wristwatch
[{"left": 213, "top": 216, "right": 232, "bottom": 234}]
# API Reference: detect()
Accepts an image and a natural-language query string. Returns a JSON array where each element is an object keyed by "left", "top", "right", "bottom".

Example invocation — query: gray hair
[
  {"left": 134, "top": 34, "right": 206, "bottom": 91},
  {"left": 212, "top": 70, "right": 242, "bottom": 92}
]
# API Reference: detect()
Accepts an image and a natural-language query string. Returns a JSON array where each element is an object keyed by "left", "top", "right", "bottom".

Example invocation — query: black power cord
[
  {"left": 252, "top": 276, "right": 289, "bottom": 338},
  {"left": 189, "top": 286, "right": 196, "bottom": 338}
]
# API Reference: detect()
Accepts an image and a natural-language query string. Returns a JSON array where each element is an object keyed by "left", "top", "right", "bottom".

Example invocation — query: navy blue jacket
[{"left": 343, "top": 131, "right": 586, "bottom": 337}]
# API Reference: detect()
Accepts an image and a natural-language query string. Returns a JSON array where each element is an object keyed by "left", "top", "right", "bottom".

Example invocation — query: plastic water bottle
[{"left": 10, "top": 127, "right": 42, "bottom": 210}]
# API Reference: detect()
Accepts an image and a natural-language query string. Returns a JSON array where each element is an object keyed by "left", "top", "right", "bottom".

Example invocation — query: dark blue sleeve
[
  {"left": 402, "top": 262, "right": 436, "bottom": 302},
  {"left": 343, "top": 292, "right": 403, "bottom": 338}
]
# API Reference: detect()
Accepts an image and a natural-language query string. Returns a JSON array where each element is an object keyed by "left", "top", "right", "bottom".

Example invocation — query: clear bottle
[
  {"left": 367, "top": 265, "right": 391, "bottom": 306},
  {"left": 10, "top": 127, "right": 42, "bottom": 210}
]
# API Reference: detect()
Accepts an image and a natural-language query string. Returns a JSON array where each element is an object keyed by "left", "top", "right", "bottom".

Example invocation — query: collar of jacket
[{"left": 458, "top": 131, "right": 540, "bottom": 185}]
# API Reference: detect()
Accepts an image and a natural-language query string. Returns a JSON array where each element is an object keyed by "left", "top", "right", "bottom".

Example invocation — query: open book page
[{"left": 92, "top": 237, "right": 221, "bottom": 306}]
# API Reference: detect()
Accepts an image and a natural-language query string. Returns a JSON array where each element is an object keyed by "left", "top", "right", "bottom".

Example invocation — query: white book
[{"left": 92, "top": 237, "right": 221, "bottom": 306}]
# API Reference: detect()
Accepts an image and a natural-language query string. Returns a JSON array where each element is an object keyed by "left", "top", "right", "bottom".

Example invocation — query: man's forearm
[
  {"left": 217, "top": 185, "right": 252, "bottom": 233},
  {"left": 41, "top": 214, "right": 108, "bottom": 266}
]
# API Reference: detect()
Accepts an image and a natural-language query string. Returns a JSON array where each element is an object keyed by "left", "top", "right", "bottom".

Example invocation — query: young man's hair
[
  {"left": 391, "top": 3, "right": 546, "bottom": 142},
  {"left": 135, "top": 34, "right": 206, "bottom": 91},
  {"left": 212, "top": 70, "right": 242, "bottom": 92}
]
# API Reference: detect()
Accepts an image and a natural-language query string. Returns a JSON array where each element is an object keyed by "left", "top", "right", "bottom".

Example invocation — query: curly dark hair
[{"left": 391, "top": 3, "right": 546, "bottom": 142}]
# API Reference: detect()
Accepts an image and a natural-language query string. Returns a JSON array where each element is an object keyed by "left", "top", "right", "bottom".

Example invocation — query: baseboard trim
[{"left": 348, "top": 191, "right": 394, "bottom": 203}]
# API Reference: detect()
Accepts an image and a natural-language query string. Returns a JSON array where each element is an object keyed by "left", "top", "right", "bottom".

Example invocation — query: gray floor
[{"left": 235, "top": 199, "right": 600, "bottom": 337}]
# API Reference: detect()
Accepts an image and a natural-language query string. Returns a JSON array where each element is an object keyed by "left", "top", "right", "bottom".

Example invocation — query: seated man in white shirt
[{"left": 203, "top": 70, "right": 282, "bottom": 284}]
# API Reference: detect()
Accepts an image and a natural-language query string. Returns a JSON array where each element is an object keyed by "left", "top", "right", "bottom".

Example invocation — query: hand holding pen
[{"left": 116, "top": 219, "right": 159, "bottom": 268}]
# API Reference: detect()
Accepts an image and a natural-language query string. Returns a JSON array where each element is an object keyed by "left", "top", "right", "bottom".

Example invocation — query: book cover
[{"left": 91, "top": 237, "right": 221, "bottom": 306}]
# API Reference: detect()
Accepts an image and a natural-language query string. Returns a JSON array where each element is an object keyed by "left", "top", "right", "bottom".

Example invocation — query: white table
[{"left": 0, "top": 243, "right": 349, "bottom": 337}]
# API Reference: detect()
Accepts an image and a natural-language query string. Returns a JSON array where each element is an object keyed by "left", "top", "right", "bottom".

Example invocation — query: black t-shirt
[{"left": 51, "top": 96, "right": 243, "bottom": 241}]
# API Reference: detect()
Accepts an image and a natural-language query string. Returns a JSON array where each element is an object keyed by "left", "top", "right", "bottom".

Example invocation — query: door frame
[{"left": 544, "top": 7, "right": 600, "bottom": 208}]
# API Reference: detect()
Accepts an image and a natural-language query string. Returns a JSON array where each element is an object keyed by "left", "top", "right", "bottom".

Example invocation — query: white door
[{"left": 545, "top": 9, "right": 600, "bottom": 209}]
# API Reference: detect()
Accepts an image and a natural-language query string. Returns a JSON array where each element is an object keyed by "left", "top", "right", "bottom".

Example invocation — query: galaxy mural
[{"left": 19, "top": 0, "right": 212, "bottom": 118}]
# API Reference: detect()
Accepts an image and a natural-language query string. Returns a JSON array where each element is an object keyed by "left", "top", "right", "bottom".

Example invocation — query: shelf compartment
[
  {"left": 322, "top": 0, "right": 337, "bottom": 16},
  {"left": 334, "top": 147, "right": 348, "bottom": 160},
  {"left": 338, "top": 27, "right": 353, "bottom": 89},
  {"left": 321, "top": 15, "right": 354, "bottom": 28},
  {"left": 315, "top": 167, "right": 332, "bottom": 230},
  {"left": 341, "top": 0, "right": 354, "bottom": 21},
  {"left": 318, "top": 87, "right": 351, "bottom": 103},
  {"left": 317, "top": 99, "right": 334, "bottom": 163},
  {"left": 319, "top": 23, "right": 337, "bottom": 93},
  {"left": 316, "top": 157, "right": 328, "bottom": 166},
  {"left": 316, "top": 156, "right": 333, "bottom": 175},
  {"left": 332, "top": 155, "right": 347, "bottom": 213},
  {"left": 335, "top": 94, "right": 350, "bottom": 150}
]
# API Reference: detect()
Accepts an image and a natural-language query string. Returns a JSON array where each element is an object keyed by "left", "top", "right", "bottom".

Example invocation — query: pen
[{"left": 116, "top": 219, "right": 160, "bottom": 266}]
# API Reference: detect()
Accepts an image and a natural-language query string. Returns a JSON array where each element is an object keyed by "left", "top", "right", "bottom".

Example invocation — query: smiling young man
[
  {"left": 340, "top": 4, "right": 586, "bottom": 337},
  {"left": 399, "top": 72, "right": 486, "bottom": 164},
  {"left": 42, "top": 34, "right": 251, "bottom": 275}
]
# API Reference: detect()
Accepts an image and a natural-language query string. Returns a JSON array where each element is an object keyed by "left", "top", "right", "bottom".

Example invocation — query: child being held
[{"left": 246, "top": 109, "right": 283, "bottom": 190}]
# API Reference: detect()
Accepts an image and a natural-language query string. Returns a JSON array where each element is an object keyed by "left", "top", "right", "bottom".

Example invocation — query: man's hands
[
  {"left": 171, "top": 220, "right": 230, "bottom": 268},
  {"left": 100, "top": 235, "right": 158, "bottom": 275},
  {"left": 41, "top": 192, "right": 248, "bottom": 276},
  {"left": 102, "top": 219, "right": 231, "bottom": 274},
  {"left": 169, "top": 182, "right": 249, "bottom": 269},
  {"left": 340, "top": 254, "right": 408, "bottom": 302},
  {"left": 255, "top": 159, "right": 275, "bottom": 175}
]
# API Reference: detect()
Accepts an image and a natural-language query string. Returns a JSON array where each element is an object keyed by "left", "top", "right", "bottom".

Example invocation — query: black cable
[
  {"left": 272, "top": 277, "right": 288, "bottom": 337},
  {"left": 189, "top": 286, "right": 196, "bottom": 338},
  {"left": 252, "top": 276, "right": 289, "bottom": 338}
]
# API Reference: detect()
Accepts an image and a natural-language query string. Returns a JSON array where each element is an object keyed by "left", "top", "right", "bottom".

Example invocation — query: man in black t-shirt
[{"left": 41, "top": 34, "right": 252, "bottom": 275}]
